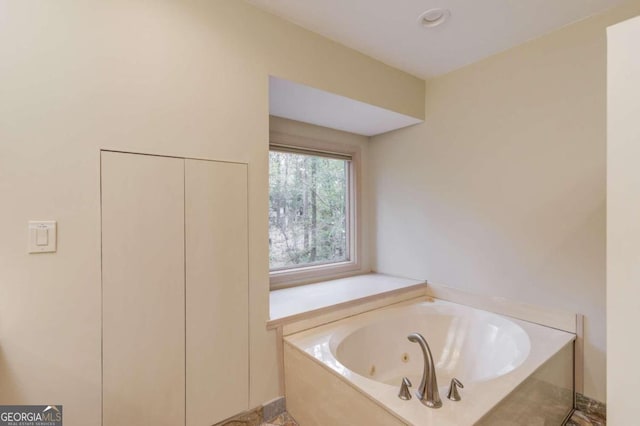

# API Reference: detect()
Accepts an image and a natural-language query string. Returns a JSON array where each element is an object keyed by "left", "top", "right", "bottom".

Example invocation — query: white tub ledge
[{"left": 268, "top": 273, "right": 428, "bottom": 334}]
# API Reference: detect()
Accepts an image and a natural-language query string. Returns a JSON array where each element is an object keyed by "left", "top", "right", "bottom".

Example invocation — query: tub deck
[{"left": 283, "top": 298, "right": 575, "bottom": 425}]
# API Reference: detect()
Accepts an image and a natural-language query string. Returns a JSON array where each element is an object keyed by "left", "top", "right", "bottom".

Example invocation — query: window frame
[{"left": 269, "top": 131, "right": 362, "bottom": 289}]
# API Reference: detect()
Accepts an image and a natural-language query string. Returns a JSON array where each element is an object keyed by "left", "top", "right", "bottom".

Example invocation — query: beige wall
[
  {"left": 370, "top": 1, "right": 640, "bottom": 402},
  {"left": 0, "top": 1, "right": 423, "bottom": 424},
  {"left": 607, "top": 15, "right": 640, "bottom": 425}
]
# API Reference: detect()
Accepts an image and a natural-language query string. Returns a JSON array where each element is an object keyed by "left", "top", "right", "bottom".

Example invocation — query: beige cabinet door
[
  {"left": 101, "top": 151, "right": 186, "bottom": 426},
  {"left": 185, "top": 159, "right": 249, "bottom": 426}
]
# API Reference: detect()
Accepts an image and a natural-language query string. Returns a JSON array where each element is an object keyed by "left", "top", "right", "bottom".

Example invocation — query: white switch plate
[{"left": 28, "top": 221, "right": 57, "bottom": 253}]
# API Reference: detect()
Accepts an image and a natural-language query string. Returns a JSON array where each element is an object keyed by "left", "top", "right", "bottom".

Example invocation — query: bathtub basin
[
  {"left": 333, "top": 302, "right": 530, "bottom": 389},
  {"left": 284, "top": 298, "right": 575, "bottom": 425}
]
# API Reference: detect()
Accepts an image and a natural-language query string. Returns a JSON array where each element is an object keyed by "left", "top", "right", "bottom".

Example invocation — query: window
[{"left": 269, "top": 137, "right": 360, "bottom": 288}]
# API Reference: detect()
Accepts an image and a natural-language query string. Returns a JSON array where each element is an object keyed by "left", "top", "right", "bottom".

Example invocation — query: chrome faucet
[{"left": 407, "top": 332, "right": 442, "bottom": 408}]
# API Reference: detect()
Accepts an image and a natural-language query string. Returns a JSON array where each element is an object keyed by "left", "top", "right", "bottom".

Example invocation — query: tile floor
[
  {"left": 567, "top": 409, "right": 605, "bottom": 426},
  {"left": 261, "top": 412, "right": 299, "bottom": 426}
]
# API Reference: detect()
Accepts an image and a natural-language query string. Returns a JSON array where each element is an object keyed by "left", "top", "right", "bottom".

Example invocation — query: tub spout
[{"left": 407, "top": 332, "right": 442, "bottom": 408}]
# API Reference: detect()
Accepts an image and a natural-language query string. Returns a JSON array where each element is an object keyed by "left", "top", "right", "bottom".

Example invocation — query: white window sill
[{"left": 267, "top": 273, "right": 427, "bottom": 329}]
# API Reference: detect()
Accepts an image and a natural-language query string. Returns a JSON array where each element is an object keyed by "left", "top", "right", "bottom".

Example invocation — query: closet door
[
  {"left": 101, "top": 152, "right": 186, "bottom": 426},
  {"left": 185, "top": 159, "right": 249, "bottom": 426}
]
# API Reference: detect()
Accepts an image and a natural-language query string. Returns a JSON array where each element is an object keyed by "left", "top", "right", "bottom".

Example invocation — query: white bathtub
[{"left": 283, "top": 299, "right": 575, "bottom": 425}]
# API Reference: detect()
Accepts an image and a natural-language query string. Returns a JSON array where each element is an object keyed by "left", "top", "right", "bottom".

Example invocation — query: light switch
[
  {"left": 36, "top": 228, "right": 48, "bottom": 246},
  {"left": 28, "top": 221, "right": 56, "bottom": 253}
]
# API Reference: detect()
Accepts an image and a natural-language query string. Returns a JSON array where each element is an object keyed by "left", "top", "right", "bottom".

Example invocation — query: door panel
[
  {"left": 185, "top": 159, "right": 249, "bottom": 426},
  {"left": 102, "top": 152, "right": 186, "bottom": 426}
]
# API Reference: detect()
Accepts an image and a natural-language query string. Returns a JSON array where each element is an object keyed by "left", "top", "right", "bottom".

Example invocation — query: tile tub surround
[
  {"left": 266, "top": 410, "right": 594, "bottom": 425},
  {"left": 224, "top": 408, "right": 600, "bottom": 426},
  {"left": 215, "top": 391, "right": 600, "bottom": 425},
  {"left": 476, "top": 343, "right": 574, "bottom": 425},
  {"left": 210, "top": 392, "right": 596, "bottom": 425},
  {"left": 284, "top": 299, "right": 575, "bottom": 425}
]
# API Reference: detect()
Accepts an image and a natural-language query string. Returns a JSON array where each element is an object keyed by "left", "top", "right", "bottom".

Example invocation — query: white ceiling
[
  {"left": 248, "top": 0, "right": 626, "bottom": 78},
  {"left": 269, "top": 76, "right": 423, "bottom": 136}
]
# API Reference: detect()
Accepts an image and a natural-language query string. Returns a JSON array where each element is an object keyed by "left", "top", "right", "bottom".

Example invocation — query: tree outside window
[{"left": 269, "top": 150, "right": 349, "bottom": 270}]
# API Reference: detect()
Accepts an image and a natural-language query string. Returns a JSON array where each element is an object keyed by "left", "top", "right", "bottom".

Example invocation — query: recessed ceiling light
[{"left": 418, "top": 8, "right": 451, "bottom": 28}]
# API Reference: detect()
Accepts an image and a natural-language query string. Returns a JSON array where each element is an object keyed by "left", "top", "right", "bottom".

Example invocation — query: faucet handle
[
  {"left": 447, "top": 378, "right": 464, "bottom": 401},
  {"left": 398, "top": 377, "right": 412, "bottom": 400}
]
